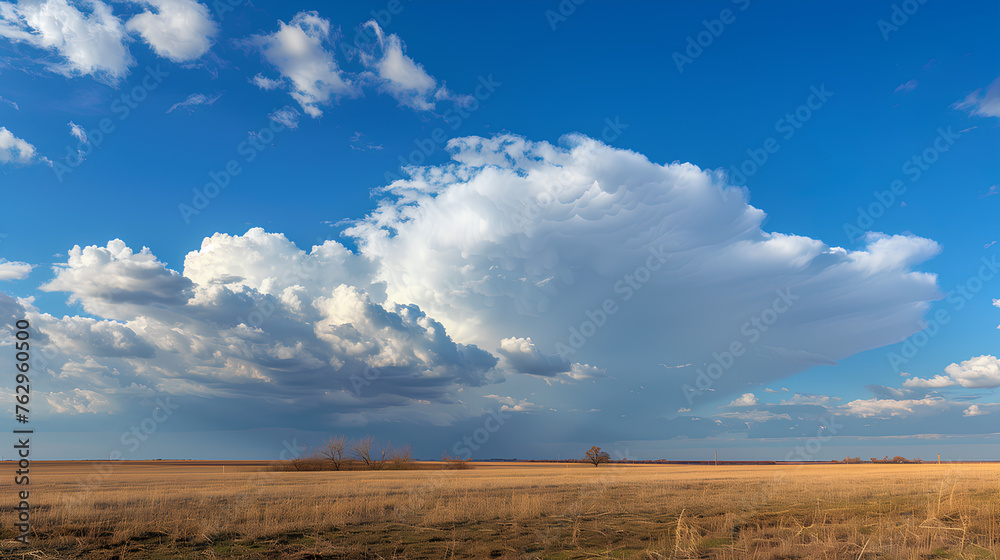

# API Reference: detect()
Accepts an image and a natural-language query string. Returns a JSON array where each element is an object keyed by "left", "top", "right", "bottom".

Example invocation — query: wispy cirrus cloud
[
  {"left": 166, "top": 92, "right": 223, "bottom": 114},
  {"left": 894, "top": 79, "right": 918, "bottom": 94},
  {"left": 954, "top": 76, "right": 1000, "bottom": 119}
]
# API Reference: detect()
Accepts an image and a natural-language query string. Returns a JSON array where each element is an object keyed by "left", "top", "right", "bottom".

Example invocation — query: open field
[{"left": 2, "top": 461, "right": 999, "bottom": 559}]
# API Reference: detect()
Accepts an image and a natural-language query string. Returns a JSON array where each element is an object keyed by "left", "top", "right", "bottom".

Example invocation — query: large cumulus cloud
[
  {"left": 8, "top": 133, "right": 946, "bottom": 437},
  {"left": 345, "top": 133, "right": 942, "bottom": 414}
]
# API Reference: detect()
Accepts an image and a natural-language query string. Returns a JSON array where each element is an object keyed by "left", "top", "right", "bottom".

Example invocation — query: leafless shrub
[
  {"left": 442, "top": 452, "right": 473, "bottom": 470},
  {"left": 388, "top": 444, "right": 414, "bottom": 470}
]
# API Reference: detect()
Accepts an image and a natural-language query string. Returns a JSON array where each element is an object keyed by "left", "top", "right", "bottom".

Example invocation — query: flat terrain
[{"left": 2, "top": 461, "right": 999, "bottom": 559}]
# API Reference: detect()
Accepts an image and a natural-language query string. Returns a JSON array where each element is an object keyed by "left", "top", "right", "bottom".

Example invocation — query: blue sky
[{"left": 0, "top": 0, "right": 998, "bottom": 461}]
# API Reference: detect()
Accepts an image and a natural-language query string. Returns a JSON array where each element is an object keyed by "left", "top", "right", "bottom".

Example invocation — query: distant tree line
[
  {"left": 275, "top": 435, "right": 415, "bottom": 471},
  {"left": 273, "top": 436, "right": 478, "bottom": 471},
  {"left": 834, "top": 456, "right": 923, "bottom": 464}
]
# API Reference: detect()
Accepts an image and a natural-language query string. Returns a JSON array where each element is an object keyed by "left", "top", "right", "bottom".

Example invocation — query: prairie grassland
[{"left": 1, "top": 461, "right": 999, "bottom": 559}]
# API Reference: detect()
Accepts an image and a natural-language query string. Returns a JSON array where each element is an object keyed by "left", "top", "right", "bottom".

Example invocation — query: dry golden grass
[{"left": 2, "top": 461, "right": 999, "bottom": 559}]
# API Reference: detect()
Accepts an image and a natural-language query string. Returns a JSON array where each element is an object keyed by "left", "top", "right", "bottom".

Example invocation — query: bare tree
[
  {"left": 289, "top": 447, "right": 323, "bottom": 471},
  {"left": 319, "top": 435, "right": 347, "bottom": 470},
  {"left": 390, "top": 444, "right": 413, "bottom": 470},
  {"left": 353, "top": 436, "right": 375, "bottom": 469},
  {"left": 374, "top": 439, "right": 391, "bottom": 470},
  {"left": 352, "top": 436, "right": 393, "bottom": 470},
  {"left": 585, "top": 446, "right": 611, "bottom": 467}
]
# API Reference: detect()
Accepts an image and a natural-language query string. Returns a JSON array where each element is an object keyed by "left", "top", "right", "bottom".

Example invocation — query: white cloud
[
  {"left": 126, "top": 0, "right": 216, "bottom": 62},
  {"left": 0, "top": 95, "right": 19, "bottom": 110},
  {"left": 166, "top": 92, "right": 222, "bottom": 113},
  {"left": 68, "top": 121, "right": 87, "bottom": 143},
  {"left": 964, "top": 404, "right": 988, "bottom": 417},
  {"left": 345, "top": 133, "right": 942, "bottom": 412},
  {"left": 358, "top": 21, "right": 469, "bottom": 111},
  {"left": 41, "top": 239, "right": 194, "bottom": 318},
  {"left": 495, "top": 337, "right": 604, "bottom": 383},
  {"left": 250, "top": 11, "right": 355, "bottom": 118},
  {"left": 0, "top": 259, "right": 33, "bottom": 281},
  {"left": 727, "top": 393, "right": 758, "bottom": 407},
  {"left": 484, "top": 394, "right": 542, "bottom": 412},
  {"left": 12, "top": 134, "right": 953, "bottom": 425},
  {"left": 903, "top": 356, "right": 1000, "bottom": 390},
  {"left": 779, "top": 393, "right": 840, "bottom": 406},
  {"left": 954, "top": 76, "right": 1000, "bottom": 119},
  {"left": 45, "top": 388, "right": 113, "bottom": 414},
  {"left": 902, "top": 374, "right": 956, "bottom": 388},
  {"left": 842, "top": 397, "right": 947, "bottom": 418},
  {"left": 251, "top": 73, "right": 282, "bottom": 90},
  {"left": 359, "top": 21, "right": 473, "bottom": 112},
  {"left": 497, "top": 337, "right": 565, "bottom": 375},
  {"left": 716, "top": 410, "right": 792, "bottom": 422},
  {"left": 0, "top": 126, "right": 43, "bottom": 165},
  {"left": 944, "top": 355, "right": 1000, "bottom": 388},
  {"left": 0, "top": 0, "right": 132, "bottom": 82}
]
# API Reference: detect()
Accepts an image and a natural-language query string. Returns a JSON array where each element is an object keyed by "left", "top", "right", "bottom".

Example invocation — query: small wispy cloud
[
  {"left": 167, "top": 92, "right": 224, "bottom": 114},
  {"left": 953, "top": 77, "right": 1000, "bottom": 119},
  {"left": 268, "top": 106, "right": 301, "bottom": 130},
  {"left": 68, "top": 121, "right": 87, "bottom": 143},
  {"left": 349, "top": 131, "right": 383, "bottom": 151},
  {"left": 0, "top": 96, "right": 19, "bottom": 111},
  {"left": 894, "top": 79, "right": 918, "bottom": 94},
  {"left": 980, "top": 184, "right": 1000, "bottom": 198},
  {"left": 251, "top": 73, "right": 283, "bottom": 91}
]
